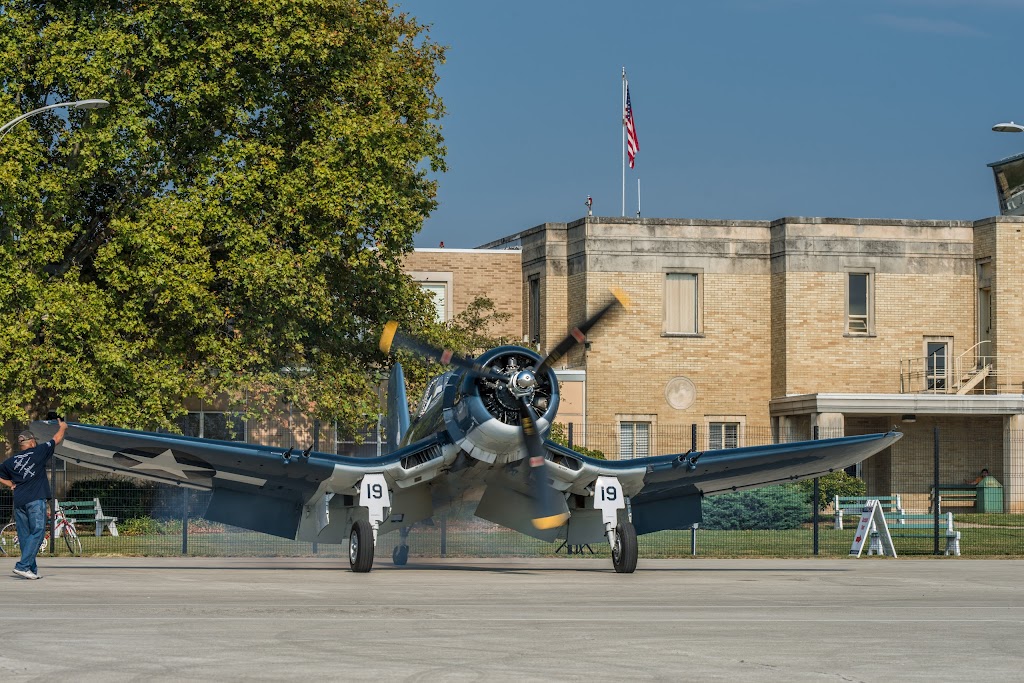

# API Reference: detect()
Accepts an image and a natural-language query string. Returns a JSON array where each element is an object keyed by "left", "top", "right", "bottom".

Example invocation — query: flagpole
[
  {"left": 621, "top": 67, "right": 626, "bottom": 217},
  {"left": 637, "top": 178, "right": 641, "bottom": 218}
]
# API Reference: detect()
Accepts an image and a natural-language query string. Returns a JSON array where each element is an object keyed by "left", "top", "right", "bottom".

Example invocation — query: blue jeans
[{"left": 14, "top": 499, "right": 46, "bottom": 574}]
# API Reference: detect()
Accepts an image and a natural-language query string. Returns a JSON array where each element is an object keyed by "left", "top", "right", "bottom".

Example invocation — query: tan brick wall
[
  {"left": 780, "top": 271, "right": 975, "bottom": 394},
  {"left": 992, "top": 220, "right": 1024, "bottom": 389},
  {"left": 403, "top": 249, "right": 523, "bottom": 340},
  {"left": 578, "top": 271, "right": 773, "bottom": 434}
]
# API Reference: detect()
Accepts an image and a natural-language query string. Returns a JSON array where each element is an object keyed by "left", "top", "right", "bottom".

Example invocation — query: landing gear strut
[{"left": 594, "top": 475, "right": 637, "bottom": 573}]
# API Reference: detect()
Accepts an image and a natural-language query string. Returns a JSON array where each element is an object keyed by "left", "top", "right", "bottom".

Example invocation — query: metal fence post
[
  {"left": 812, "top": 425, "right": 819, "bottom": 556},
  {"left": 691, "top": 424, "right": 697, "bottom": 452},
  {"left": 181, "top": 487, "right": 189, "bottom": 555},
  {"left": 440, "top": 514, "right": 447, "bottom": 558},
  {"left": 933, "top": 426, "right": 940, "bottom": 555},
  {"left": 312, "top": 421, "right": 319, "bottom": 555},
  {"left": 690, "top": 523, "right": 698, "bottom": 556},
  {"left": 567, "top": 422, "right": 574, "bottom": 450}
]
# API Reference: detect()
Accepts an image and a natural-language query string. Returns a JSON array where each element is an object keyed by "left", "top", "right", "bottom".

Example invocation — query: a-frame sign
[{"left": 848, "top": 499, "right": 896, "bottom": 558}]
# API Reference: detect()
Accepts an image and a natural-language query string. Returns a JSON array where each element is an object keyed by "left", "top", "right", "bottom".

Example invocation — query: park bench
[
  {"left": 873, "top": 511, "right": 960, "bottom": 556},
  {"left": 930, "top": 484, "right": 977, "bottom": 513},
  {"left": 833, "top": 495, "right": 904, "bottom": 529},
  {"left": 57, "top": 498, "right": 119, "bottom": 537}
]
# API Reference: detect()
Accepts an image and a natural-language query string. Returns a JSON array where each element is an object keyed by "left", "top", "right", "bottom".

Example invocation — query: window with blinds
[
  {"left": 664, "top": 272, "right": 699, "bottom": 335},
  {"left": 420, "top": 282, "right": 448, "bottom": 322},
  {"left": 619, "top": 421, "right": 651, "bottom": 459},
  {"left": 847, "top": 272, "right": 872, "bottom": 335},
  {"left": 708, "top": 422, "right": 739, "bottom": 450}
]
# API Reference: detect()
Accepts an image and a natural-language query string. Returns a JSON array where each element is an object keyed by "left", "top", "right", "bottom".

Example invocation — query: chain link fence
[{"left": 3, "top": 420, "right": 1022, "bottom": 560}]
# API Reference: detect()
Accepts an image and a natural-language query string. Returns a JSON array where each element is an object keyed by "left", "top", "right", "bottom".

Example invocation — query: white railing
[{"left": 899, "top": 341, "right": 1020, "bottom": 394}]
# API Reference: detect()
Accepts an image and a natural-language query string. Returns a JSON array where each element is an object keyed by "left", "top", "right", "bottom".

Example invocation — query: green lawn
[{"left": 37, "top": 522, "right": 1024, "bottom": 559}]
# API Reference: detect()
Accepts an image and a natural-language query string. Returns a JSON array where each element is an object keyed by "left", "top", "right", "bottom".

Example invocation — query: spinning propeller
[{"left": 380, "top": 288, "right": 630, "bottom": 529}]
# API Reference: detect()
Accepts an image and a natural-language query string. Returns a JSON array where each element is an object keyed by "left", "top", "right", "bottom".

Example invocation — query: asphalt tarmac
[{"left": 1, "top": 556, "right": 1022, "bottom": 682}]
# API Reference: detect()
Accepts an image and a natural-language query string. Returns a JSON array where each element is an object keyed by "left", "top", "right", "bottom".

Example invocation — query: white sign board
[{"left": 848, "top": 499, "right": 896, "bottom": 558}]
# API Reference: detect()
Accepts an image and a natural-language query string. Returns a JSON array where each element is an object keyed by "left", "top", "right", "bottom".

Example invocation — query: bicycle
[{"left": 0, "top": 501, "right": 82, "bottom": 557}]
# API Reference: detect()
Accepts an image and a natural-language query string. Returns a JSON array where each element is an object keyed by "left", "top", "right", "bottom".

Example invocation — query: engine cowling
[{"left": 442, "top": 346, "right": 560, "bottom": 464}]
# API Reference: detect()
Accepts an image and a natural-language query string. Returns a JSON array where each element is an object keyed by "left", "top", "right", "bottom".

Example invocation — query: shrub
[
  {"left": 702, "top": 485, "right": 808, "bottom": 530},
  {"left": 119, "top": 516, "right": 163, "bottom": 536},
  {"left": 796, "top": 471, "right": 866, "bottom": 511}
]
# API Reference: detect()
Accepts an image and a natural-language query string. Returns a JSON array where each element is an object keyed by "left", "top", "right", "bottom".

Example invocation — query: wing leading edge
[
  {"left": 29, "top": 420, "right": 447, "bottom": 539},
  {"left": 545, "top": 431, "right": 902, "bottom": 535}
]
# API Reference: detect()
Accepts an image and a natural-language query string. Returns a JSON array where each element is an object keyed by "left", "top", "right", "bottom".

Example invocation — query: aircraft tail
[{"left": 385, "top": 362, "right": 411, "bottom": 452}]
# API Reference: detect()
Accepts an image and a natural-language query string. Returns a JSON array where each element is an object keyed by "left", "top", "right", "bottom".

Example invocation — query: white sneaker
[{"left": 12, "top": 568, "right": 37, "bottom": 580}]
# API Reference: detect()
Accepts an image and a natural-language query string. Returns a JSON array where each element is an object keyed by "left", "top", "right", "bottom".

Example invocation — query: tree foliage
[
  {"left": 0, "top": 1, "right": 446, "bottom": 430},
  {"left": 394, "top": 296, "right": 515, "bottom": 405},
  {"left": 796, "top": 470, "right": 866, "bottom": 511}
]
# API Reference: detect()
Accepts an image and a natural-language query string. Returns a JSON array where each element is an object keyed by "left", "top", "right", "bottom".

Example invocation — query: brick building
[{"left": 423, "top": 214, "right": 1024, "bottom": 512}]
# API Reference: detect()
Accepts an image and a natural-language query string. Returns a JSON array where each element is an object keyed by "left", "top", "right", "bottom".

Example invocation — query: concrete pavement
[{"left": 2, "top": 556, "right": 1022, "bottom": 681}]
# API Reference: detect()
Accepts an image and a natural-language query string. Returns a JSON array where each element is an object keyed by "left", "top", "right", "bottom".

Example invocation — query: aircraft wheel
[
  {"left": 349, "top": 520, "right": 375, "bottom": 573},
  {"left": 611, "top": 521, "right": 638, "bottom": 574},
  {"left": 392, "top": 544, "right": 409, "bottom": 566}
]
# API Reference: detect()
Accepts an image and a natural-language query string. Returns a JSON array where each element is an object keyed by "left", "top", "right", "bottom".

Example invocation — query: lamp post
[{"left": 0, "top": 98, "right": 109, "bottom": 143}]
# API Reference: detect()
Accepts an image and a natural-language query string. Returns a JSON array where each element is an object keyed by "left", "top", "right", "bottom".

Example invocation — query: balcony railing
[{"left": 899, "top": 341, "right": 1020, "bottom": 394}]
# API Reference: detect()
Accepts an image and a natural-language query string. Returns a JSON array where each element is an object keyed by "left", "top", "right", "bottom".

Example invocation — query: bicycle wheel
[
  {"left": 63, "top": 527, "right": 82, "bottom": 556},
  {"left": 0, "top": 522, "right": 16, "bottom": 556}
]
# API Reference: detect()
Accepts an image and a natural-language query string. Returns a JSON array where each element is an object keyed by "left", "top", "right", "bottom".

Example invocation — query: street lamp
[
  {"left": 0, "top": 98, "right": 110, "bottom": 143},
  {"left": 992, "top": 121, "right": 1024, "bottom": 134}
]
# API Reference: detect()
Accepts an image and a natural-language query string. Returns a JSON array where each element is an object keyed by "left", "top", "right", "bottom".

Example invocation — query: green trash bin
[{"left": 977, "top": 476, "right": 1003, "bottom": 513}]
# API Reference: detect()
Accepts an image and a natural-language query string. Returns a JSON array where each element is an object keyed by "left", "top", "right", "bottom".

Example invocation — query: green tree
[
  {"left": 394, "top": 296, "right": 514, "bottom": 405},
  {"left": 0, "top": 1, "right": 445, "bottom": 430}
]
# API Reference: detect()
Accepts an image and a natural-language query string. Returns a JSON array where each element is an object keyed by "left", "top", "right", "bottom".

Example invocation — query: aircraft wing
[
  {"left": 30, "top": 420, "right": 448, "bottom": 539},
  {"left": 544, "top": 431, "right": 902, "bottom": 535}
]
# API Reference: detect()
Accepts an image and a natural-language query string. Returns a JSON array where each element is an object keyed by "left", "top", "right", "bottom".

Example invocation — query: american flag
[{"left": 624, "top": 84, "right": 639, "bottom": 168}]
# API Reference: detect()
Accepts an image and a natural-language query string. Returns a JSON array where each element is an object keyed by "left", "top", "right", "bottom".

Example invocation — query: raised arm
[{"left": 53, "top": 417, "right": 68, "bottom": 446}]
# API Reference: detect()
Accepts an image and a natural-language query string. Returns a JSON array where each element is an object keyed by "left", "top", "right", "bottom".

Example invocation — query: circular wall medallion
[{"left": 665, "top": 377, "right": 696, "bottom": 410}]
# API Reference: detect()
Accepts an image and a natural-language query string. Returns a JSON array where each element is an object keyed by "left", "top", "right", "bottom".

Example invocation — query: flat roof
[{"left": 771, "top": 393, "right": 1024, "bottom": 416}]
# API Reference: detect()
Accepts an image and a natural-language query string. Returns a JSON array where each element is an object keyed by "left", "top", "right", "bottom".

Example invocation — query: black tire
[
  {"left": 612, "top": 520, "right": 638, "bottom": 573},
  {"left": 0, "top": 522, "right": 16, "bottom": 556},
  {"left": 392, "top": 544, "right": 409, "bottom": 566},
  {"left": 63, "top": 529, "right": 82, "bottom": 556},
  {"left": 349, "top": 520, "right": 375, "bottom": 573}
]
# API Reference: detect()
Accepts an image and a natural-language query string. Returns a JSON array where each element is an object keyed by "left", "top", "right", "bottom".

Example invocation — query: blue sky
[{"left": 401, "top": 0, "right": 1024, "bottom": 248}]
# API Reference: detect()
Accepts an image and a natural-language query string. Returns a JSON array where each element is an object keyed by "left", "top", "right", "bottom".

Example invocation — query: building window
[
  {"left": 420, "top": 282, "right": 448, "bottom": 323},
  {"left": 619, "top": 421, "right": 650, "bottom": 459},
  {"left": 925, "top": 342, "right": 946, "bottom": 389},
  {"left": 408, "top": 271, "right": 453, "bottom": 323},
  {"left": 708, "top": 422, "right": 739, "bottom": 450},
  {"left": 846, "top": 271, "right": 873, "bottom": 335},
  {"left": 528, "top": 276, "right": 540, "bottom": 346},
  {"left": 664, "top": 272, "right": 700, "bottom": 335},
  {"left": 178, "top": 412, "right": 247, "bottom": 441}
]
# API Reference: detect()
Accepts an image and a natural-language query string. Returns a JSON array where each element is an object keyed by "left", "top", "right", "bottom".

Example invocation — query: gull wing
[
  {"left": 30, "top": 420, "right": 448, "bottom": 538},
  {"left": 545, "top": 431, "right": 902, "bottom": 534}
]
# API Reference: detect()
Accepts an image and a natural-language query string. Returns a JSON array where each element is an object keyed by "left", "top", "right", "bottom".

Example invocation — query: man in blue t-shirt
[{"left": 1, "top": 418, "right": 68, "bottom": 579}]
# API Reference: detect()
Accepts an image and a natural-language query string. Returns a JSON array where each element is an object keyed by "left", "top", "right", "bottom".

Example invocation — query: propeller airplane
[{"left": 30, "top": 288, "right": 901, "bottom": 572}]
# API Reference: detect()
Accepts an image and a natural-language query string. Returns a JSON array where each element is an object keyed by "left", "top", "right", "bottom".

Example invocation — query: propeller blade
[
  {"left": 379, "top": 321, "right": 506, "bottom": 381},
  {"left": 518, "top": 395, "right": 569, "bottom": 530},
  {"left": 535, "top": 287, "right": 630, "bottom": 375}
]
